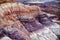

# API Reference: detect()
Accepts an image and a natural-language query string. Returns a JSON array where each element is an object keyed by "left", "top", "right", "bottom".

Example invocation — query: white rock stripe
[
  {"left": 30, "top": 27, "right": 57, "bottom": 40},
  {"left": 48, "top": 23, "right": 60, "bottom": 35},
  {"left": 0, "top": 36, "right": 12, "bottom": 40}
]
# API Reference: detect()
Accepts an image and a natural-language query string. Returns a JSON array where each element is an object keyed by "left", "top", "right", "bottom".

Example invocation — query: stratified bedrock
[{"left": 0, "top": 2, "right": 59, "bottom": 40}]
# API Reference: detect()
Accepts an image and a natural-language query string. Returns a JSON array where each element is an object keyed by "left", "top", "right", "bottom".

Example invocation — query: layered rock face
[{"left": 0, "top": 2, "right": 59, "bottom": 40}]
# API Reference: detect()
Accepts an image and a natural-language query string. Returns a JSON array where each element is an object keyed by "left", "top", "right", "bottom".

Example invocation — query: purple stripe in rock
[{"left": 21, "top": 19, "right": 44, "bottom": 32}]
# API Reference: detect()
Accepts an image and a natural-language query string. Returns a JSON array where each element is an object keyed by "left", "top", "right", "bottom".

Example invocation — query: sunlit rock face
[
  {"left": 35, "top": 13, "right": 60, "bottom": 35},
  {"left": 0, "top": 36, "right": 12, "bottom": 40},
  {"left": 30, "top": 27, "right": 57, "bottom": 40},
  {"left": 0, "top": 2, "right": 59, "bottom": 40},
  {"left": 18, "top": 17, "right": 58, "bottom": 40}
]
